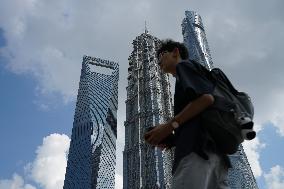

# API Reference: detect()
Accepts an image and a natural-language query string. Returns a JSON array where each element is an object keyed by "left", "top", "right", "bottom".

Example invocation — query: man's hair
[{"left": 156, "top": 39, "right": 189, "bottom": 60}]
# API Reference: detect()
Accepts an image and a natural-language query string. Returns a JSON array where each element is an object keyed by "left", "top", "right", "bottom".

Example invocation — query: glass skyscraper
[
  {"left": 182, "top": 11, "right": 214, "bottom": 70},
  {"left": 123, "top": 29, "right": 174, "bottom": 189},
  {"left": 63, "top": 56, "right": 119, "bottom": 189},
  {"left": 182, "top": 10, "right": 258, "bottom": 188}
]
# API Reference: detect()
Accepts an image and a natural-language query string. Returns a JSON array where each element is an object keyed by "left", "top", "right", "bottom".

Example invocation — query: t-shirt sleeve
[{"left": 176, "top": 62, "right": 214, "bottom": 99}]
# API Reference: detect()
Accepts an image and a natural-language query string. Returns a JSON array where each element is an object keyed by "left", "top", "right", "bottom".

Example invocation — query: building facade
[
  {"left": 123, "top": 29, "right": 174, "bottom": 189},
  {"left": 182, "top": 10, "right": 258, "bottom": 188},
  {"left": 182, "top": 11, "right": 214, "bottom": 70},
  {"left": 64, "top": 56, "right": 119, "bottom": 189}
]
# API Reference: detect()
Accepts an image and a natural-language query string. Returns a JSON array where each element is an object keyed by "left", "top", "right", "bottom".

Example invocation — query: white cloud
[
  {"left": 267, "top": 91, "right": 284, "bottom": 136},
  {"left": 242, "top": 136, "right": 265, "bottom": 178},
  {"left": 264, "top": 165, "right": 284, "bottom": 189},
  {"left": 27, "top": 133, "right": 124, "bottom": 189},
  {"left": 0, "top": 0, "right": 158, "bottom": 103},
  {"left": 27, "top": 133, "right": 70, "bottom": 189},
  {"left": 0, "top": 174, "right": 36, "bottom": 189},
  {"left": 0, "top": 134, "right": 70, "bottom": 189}
]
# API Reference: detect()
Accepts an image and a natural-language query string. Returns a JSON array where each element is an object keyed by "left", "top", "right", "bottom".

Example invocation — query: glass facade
[
  {"left": 182, "top": 10, "right": 258, "bottom": 188},
  {"left": 63, "top": 56, "right": 119, "bottom": 189},
  {"left": 182, "top": 11, "right": 214, "bottom": 70},
  {"left": 123, "top": 30, "right": 174, "bottom": 189}
]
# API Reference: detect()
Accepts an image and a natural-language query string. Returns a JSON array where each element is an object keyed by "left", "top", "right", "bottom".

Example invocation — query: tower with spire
[{"left": 123, "top": 30, "right": 174, "bottom": 189}]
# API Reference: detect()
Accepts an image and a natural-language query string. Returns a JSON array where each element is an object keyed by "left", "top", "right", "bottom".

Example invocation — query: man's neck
[{"left": 172, "top": 58, "right": 184, "bottom": 77}]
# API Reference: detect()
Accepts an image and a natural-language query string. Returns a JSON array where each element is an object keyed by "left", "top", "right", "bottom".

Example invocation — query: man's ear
[{"left": 173, "top": 47, "right": 180, "bottom": 58}]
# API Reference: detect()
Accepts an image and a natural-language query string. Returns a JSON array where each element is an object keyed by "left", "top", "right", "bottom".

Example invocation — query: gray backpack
[{"left": 192, "top": 62, "right": 256, "bottom": 154}]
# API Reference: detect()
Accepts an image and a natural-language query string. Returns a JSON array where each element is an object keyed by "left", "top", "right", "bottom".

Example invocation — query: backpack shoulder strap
[
  {"left": 187, "top": 59, "right": 213, "bottom": 80},
  {"left": 211, "top": 68, "right": 239, "bottom": 95}
]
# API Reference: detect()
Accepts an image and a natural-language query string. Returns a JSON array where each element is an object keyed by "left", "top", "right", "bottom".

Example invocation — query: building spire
[{"left": 144, "top": 21, "right": 148, "bottom": 34}]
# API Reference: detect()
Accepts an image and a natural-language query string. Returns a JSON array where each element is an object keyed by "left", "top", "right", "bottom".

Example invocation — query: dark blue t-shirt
[{"left": 172, "top": 60, "right": 215, "bottom": 173}]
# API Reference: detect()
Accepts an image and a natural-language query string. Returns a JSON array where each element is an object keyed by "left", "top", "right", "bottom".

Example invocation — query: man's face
[{"left": 158, "top": 50, "right": 178, "bottom": 74}]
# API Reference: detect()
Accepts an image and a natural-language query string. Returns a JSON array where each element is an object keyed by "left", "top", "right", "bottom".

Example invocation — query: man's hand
[
  {"left": 144, "top": 123, "right": 173, "bottom": 146},
  {"left": 157, "top": 143, "right": 171, "bottom": 151}
]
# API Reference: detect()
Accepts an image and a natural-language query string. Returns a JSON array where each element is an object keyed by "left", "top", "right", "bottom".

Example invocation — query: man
[{"left": 144, "top": 39, "right": 230, "bottom": 189}]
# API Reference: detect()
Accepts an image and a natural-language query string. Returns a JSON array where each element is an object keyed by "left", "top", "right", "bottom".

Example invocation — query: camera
[{"left": 238, "top": 117, "right": 256, "bottom": 140}]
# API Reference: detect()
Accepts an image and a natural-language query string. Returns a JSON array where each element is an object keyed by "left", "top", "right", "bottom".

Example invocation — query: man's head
[{"left": 156, "top": 39, "right": 189, "bottom": 75}]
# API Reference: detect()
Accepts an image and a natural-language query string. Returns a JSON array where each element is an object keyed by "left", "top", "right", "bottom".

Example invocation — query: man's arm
[
  {"left": 173, "top": 94, "right": 214, "bottom": 125},
  {"left": 144, "top": 94, "right": 214, "bottom": 146}
]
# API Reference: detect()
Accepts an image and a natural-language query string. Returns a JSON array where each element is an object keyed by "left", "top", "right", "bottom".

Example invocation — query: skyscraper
[
  {"left": 182, "top": 10, "right": 258, "bottom": 188},
  {"left": 64, "top": 56, "right": 119, "bottom": 189},
  {"left": 123, "top": 29, "right": 174, "bottom": 189},
  {"left": 182, "top": 11, "right": 213, "bottom": 70}
]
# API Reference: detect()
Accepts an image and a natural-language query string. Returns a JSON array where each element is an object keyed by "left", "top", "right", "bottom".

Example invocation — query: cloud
[
  {"left": 26, "top": 133, "right": 70, "bottom": 189},
  {"left": 264, "top": 165, "right": 284, "bottom": 189},
  {"left": 242, "top": 136, "right": 266, "bottom": 178},
  {"left": 0, "top": 133, "right": 70, "bottom": 189},
  {"left": 0, "top": 0, "right": 160, "bottom": 103},
  {"left": 0, "top": 174, "right": 36, "bottom": 189},
  {"left": 26, "top": 133, "right": 123, "bottom": 189},
  {"left": 0, "top": 133, "right": 126, "bottom": 189}
]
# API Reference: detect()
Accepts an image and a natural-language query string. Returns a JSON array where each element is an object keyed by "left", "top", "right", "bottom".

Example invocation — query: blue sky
[
  {"left": 0, "top": 58, "right": 74, "bottom": 187},
  {"left": 1, "top": 0, "right": 284, "bottom": 189}
]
